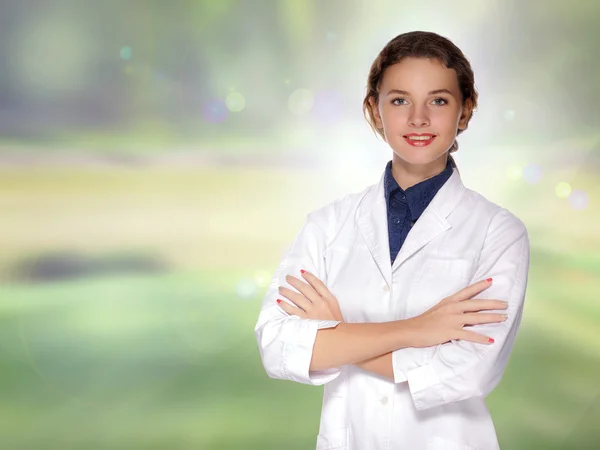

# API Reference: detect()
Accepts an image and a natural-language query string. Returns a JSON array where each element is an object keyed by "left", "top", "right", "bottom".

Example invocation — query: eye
[
  {"left": 432, "top": 97, "right": 448, "bottom": 106},
  {"left": 391, "top": 98, "right": 407, "bottom": 106}
]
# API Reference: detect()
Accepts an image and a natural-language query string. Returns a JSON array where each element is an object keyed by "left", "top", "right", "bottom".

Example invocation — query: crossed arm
[
  {"left": 355, "top": 352, "right": 395, "bottom": 379},
  {"left": 254, "top": 210, "right": 530, "bottom": 410}
]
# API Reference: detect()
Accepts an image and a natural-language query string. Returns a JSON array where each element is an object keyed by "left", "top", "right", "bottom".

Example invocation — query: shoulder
[
  {"left": 305, "top": 182, "right": 376, "bottom": 235},
  {"left": 462, "top": 187, "right": 528, "bottom": 242}
]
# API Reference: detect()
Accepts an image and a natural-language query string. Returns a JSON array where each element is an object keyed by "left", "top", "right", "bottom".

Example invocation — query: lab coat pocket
[
  {"left": 408, "top": 257, "right": 473, "bottom": 316},
  {"left": 316, "top": 427, "right": 349, "bottom": 450},
  {"left": 318, "top": 377, "right": 348, "bottom": 426},
  {"left": 317, "top": 372, "right": 348, "bottom": 447},
  {"left": 426, "top": 436, "right": 483, "bottom": 450}
]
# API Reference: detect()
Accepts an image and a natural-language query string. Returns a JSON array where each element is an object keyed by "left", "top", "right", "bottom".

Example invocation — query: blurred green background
[{"left": 1, "top": 1, "right": 599, "bottom": 449}]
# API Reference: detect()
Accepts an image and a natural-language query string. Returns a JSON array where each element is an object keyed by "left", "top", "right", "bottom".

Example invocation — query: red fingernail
[
  {"left": 488, "top": 338, "right": 495, "bottom": 343},
  {"left": 486, "top": 278, "right": 493, "bottom": 283},
  {"left": 301, "top": 270, "right": 306, "bottom": 274},
  {"left": 276, "top": 299, "right": 282, "bottom": 304}
]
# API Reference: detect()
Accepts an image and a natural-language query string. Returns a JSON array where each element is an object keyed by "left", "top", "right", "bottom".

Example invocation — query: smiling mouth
[{"left": 403, "top": 134, "right": 436, "bottom": 147}]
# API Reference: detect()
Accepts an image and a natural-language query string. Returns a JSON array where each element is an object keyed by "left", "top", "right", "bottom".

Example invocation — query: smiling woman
[
  {"left": 255, "top": 30, "right": 529, "bottom": 450},
  {"left": 363, "top": 31, "right": 479, "bottom": 184}
]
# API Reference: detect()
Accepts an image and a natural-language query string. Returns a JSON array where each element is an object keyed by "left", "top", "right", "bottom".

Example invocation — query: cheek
[
  {"left": 380, "top": 107, "right": 405, "bottom": 127},
  {"left": 432, "top": 109, "right": 461, "bottom": 130}
]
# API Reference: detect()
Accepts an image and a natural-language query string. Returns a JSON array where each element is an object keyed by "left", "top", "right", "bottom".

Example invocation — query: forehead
[{"left": 379, "top": 57, "right": 460, "bottom": 94}]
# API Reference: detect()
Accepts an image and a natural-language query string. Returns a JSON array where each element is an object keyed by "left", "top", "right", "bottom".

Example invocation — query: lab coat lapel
[
  {"left": 393, "top": 167, "right": 467, "bottom": 269},
  {"left": 357, "top": 172, "right": 393, "bottom": 288},
  {"left": 357, "top": 166, "right": 467, "bottom": 287}
]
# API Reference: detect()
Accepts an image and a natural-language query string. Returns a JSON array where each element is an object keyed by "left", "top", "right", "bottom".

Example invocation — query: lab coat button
[
  {"left": 382, "top": 285, "right": 390, "bottom": 292},
  {"left": 379, "top": 396, "right": 388, "bottom": 405}
]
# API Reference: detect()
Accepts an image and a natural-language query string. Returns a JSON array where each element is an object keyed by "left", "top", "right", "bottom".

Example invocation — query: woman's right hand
[{"left": 405, "top": 278, "right": 508, "bottom": 348}]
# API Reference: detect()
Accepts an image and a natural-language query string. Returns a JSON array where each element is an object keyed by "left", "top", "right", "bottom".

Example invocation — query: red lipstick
[{"left": 403, "top": 133, "right": 436, "bottom": 147}]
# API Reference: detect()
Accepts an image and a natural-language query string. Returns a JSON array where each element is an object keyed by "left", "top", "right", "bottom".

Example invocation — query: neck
[{"left": 391, "top": 154, "right": 449, "bottom": 190}]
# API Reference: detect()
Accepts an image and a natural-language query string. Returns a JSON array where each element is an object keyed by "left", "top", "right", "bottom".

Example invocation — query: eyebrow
[{"left": 386, "top": 88, "right": 454, "bottom": 96}]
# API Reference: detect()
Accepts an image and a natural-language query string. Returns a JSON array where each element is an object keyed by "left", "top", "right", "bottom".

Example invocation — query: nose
[{"left": 408, "top": 106, "right": 430, "bottom": 128}]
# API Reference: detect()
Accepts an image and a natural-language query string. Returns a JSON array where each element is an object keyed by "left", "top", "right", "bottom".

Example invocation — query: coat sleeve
[
  {"left": 254, "top": 211, "right": 342, "bottom": 385},
  {"left": 392, "top": 209, "right": 530, "bottom": 410}
]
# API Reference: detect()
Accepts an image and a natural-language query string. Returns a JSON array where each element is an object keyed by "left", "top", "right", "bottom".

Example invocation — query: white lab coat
[{"left": 254, "top": 165, "right": 530, "bottom": 450}]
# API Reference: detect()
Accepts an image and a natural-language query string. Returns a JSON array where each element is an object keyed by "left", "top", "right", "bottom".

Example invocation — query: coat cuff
[
  {"left": 392, "top": 346, "right": 436, "bottom": 383},
  {"left": 406, "top": 363, "right": 446, "bottom": 410},
  {"left": 281, "top": 318, "right": 342, "bottom": 385}
]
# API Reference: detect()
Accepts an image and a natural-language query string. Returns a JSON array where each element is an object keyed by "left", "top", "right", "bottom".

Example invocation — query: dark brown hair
[{"left": 363, "top": 31, "right": 478, "bottom": 170}]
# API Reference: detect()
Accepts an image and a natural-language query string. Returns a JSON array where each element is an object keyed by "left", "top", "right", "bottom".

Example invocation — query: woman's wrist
[{"left": 395, "top": 317, "right": 421, "bottom": 349}]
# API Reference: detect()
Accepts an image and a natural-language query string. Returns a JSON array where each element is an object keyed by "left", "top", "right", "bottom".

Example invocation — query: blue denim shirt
[{"left": 384, "top": 158, "right": 453, "bottom": 265}]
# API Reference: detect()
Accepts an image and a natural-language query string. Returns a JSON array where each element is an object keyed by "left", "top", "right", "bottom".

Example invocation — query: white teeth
[{"left": 406, "top": 135, "right": 434, "bottom": 141}]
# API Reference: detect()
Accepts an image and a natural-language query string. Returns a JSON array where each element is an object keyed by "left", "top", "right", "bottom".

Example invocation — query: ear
[
  {"left": 458, "top": 98, "right": 473, "bottom": 131},
  {"left": 368, "top": 96, "right": 383, "bottom": 129}
]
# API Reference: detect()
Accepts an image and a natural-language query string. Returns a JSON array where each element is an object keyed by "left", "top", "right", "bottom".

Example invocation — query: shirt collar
[{"left": 383, "top": 158, "right": 454, "bottom": 220}]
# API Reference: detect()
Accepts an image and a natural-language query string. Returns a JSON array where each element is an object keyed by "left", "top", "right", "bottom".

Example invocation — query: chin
[{"left": 392, "top": 147, "right": 447, "bottom": 166}]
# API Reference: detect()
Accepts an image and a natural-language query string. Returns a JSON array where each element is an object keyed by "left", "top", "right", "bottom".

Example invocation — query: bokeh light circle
[
  {"left": 288, "top": 89, "right": 314, "bottom": 116},
  {"left": 555, "top": 182, "right": 572, "bottom": 199},
  {"left": 522, "top": 163, "right": 543, "bottom": 184},
  {"left": 225, "top": 91, "right": 246, "bottom": 112},
  {"left": 568, "top": 189, "right": 589, "bottom": 210},
  {"left": 506, "top": 164, "right": 523, "bottom": 181},
  {"left": 236, "top": 277, "right": 258, "bottom": 300},
  {"left": 120, "top": 46, "right": 133, "bottom": 60}
]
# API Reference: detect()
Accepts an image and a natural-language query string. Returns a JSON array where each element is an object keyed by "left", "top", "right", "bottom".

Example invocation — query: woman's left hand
[{"left": 277, "top": 270, "right": 344, "bottom": 322}]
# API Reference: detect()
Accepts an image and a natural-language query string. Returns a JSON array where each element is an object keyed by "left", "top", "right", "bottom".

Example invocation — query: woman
[{"left": 254, "top": 31, "right": 530, "bottom": 450}]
